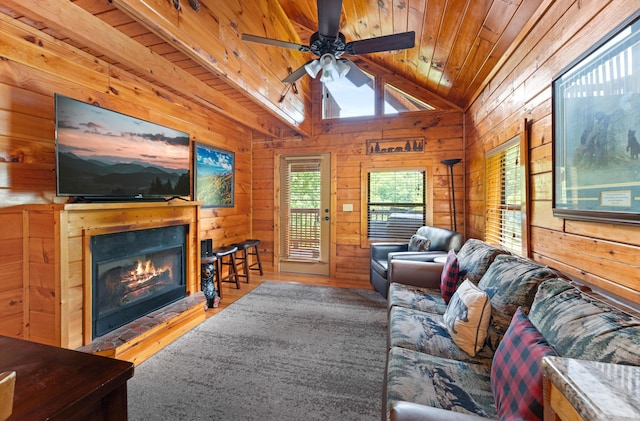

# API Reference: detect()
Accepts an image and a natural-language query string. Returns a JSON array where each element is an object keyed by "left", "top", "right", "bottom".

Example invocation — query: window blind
[
  {"left": 281, "top": 160, "right": 321, "bottom": 260},
  {"left": 367, "top": 170, "right": 425, "bottom": 240},
  {"left": 485, "top": 140, "right": 522, "bottom": 254}
]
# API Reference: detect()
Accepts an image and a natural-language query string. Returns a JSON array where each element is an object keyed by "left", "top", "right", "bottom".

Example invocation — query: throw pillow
[
  {"left": 443, "top": 279, "right": 491, "bottom": 356},
  {"left": 440, "top": 249, "right": 460, "bottom": 304},
  {"left": 408, "top": 234, "right": 431, "bottom": 252},
  {"left": 491, "top": 307, "right": 558, "bottom": 421}
]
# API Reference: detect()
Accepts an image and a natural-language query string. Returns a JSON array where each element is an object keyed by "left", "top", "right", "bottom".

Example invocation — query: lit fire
[
  {"left": 117, "top": 259, "right": 173, "bottom": 304},
  {"left": 125, "top": 260, "right": 172, "bottom": 284}
]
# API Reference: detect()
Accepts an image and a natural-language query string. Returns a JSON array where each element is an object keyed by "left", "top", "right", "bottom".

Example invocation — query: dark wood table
[{"left": 0, "top": 336, "right": 134, "bottom": 420}]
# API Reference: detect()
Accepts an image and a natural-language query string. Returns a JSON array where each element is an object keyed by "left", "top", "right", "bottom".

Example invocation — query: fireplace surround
[
  {"left": 91, "top": 225, "right": 187, "bottom": 338},
  {"left": 9, "top": 201, "right": 201, "bottom": 354}
]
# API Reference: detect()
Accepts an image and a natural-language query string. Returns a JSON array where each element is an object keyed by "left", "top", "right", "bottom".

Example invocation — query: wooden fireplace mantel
[{"left": 16, "top": 200, "right": 203, "bottom": 353}]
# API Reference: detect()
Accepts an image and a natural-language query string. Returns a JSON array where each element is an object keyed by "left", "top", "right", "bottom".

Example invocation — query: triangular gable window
[
  {"left": 322, "top": 74, "right": 375, "bottom": 119},
  {"left": 384, "top": 83, "right": 434, "bottom": 114},
  {"left": 322, "top": 77, "right": 436, "bottom": 119}
]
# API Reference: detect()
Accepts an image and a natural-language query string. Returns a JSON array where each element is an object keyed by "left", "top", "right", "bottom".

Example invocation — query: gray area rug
[{"left": 128, "top": 282, "right": 388, "bottom": 420}]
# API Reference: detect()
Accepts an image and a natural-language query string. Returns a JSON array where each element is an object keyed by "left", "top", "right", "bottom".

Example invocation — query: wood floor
[{"left": 205, "top": 271, "right": 375, "bottom": 318}]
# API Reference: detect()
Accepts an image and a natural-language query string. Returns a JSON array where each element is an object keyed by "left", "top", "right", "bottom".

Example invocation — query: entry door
[{"left": 278, "top": 153, "right": 330, "bottom": 275}]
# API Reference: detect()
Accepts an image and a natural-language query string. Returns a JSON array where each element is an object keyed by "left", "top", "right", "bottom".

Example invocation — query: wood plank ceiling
[
  {"left": 278, "top": 0, "right": 543, "bottom": 107},
  {"left": 1, "top": 0, "right": 543, "bottom": 138}
]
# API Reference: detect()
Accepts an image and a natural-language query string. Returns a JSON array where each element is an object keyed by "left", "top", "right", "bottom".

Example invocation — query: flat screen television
[{"left": 55, "top": 94, "right": 191, "bottom": 201}]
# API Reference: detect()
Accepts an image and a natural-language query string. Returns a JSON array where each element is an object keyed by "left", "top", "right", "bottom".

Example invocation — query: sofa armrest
[
  {"left": 388, "top": 260, "right": 444, "bottom": 289},
  {"left": 391, "top": 401, "right": 493, "bottom": 421},
  {"left": 388, "top": 251, "right": 447, "bottom": 263},
  {"left": 371, "top": 242, "right": 409, "bottom": 261}
]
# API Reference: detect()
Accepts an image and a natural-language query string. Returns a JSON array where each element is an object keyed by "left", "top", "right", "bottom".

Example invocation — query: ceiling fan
[{"left": 241, "top": 0, "right": 415, "bottom": 87}]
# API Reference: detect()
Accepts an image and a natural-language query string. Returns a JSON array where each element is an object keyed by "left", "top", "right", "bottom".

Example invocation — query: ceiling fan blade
[
  {"left": 343, "top": 60, "right": 372, "bottom": 87},
  {"left": 317, "top": 0, "right": 343, "bottom": 38},
  {"left": 241, "top": 34, "right": 310, "bottom": 52},
  {"left": 345, "top": 31, "right": 415, "bottom": 55},
  {"left": 282, "top": 62, "right": 312, "bottom": 84}
]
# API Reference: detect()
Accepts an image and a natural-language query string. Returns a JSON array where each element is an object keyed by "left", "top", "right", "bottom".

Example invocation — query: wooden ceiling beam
[
  {"left": 1, "top": 0, "right": 288, "bottom": 138},
  {"left": 111, "top": 0, "right": 311, "bottom": 136}
]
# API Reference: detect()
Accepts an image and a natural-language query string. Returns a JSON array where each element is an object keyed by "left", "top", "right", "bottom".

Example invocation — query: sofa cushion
[
  {"left": 389, "top": 306, "right": 494, "bottom": 365},
  {"left": 455, "top": 239, "right": 510, "bottom": 285},
  {"left": 477, "top": 254, "right": 557, "bottom": 351},
  {"left": 386, "top": 346, "right": 497, "bottom": 419},
  {"left": 444, "top": 280, "right": 492, "bottom": 357},
  {"left": 408, "top": 234, "right": 431, "bottom": 252},
  {"left": 440, "top": 249, "right": 460, "bottom": 304},
  {"left": 388, "top": 283, "right": 448, "bottom": 314},
  {"left": 529, "top": 278, "right": 640, "bottom": 365},
  {"left": 491, "top": 308, "right": 557, "bottom": 421}
]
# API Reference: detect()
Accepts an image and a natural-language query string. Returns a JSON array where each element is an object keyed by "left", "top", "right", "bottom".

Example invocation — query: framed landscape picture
[
  {"left": 552, "top": 11, "right": 640, "bottom": 225},
  {"left": 194, "top": 142, "right": 234, "bottom": 208}
]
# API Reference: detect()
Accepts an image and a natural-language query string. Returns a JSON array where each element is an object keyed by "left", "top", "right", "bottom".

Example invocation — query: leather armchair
[{"left": 370, "top": 226, "right": 462, "bottom": 297}]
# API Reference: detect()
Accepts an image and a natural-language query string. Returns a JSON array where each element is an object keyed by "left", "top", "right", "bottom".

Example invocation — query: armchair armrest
[
  {"left": 388, "top": 259, "right": 444, "bottom": 289},
  {"left": 391, "top": 401, "right": 493, "bottom": 421},
  {"left": 370, "top": 242, "right": 409, "bottom": 260},
  {"left": 388, "top": 251, "right": 447, "bottom": 263}
]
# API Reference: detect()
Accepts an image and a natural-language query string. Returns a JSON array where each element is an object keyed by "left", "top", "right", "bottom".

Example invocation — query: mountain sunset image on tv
[{"left": 55, "top": 94, "right": 190, "bottom": 199}]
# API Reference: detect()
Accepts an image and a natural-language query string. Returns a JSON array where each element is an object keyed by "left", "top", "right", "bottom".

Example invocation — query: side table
[
  {"left": 0, "top": 336, "right": 134, "bottom": 420},
  {"left": 542, "top": 356, "right": 640, "bottom": 420}
]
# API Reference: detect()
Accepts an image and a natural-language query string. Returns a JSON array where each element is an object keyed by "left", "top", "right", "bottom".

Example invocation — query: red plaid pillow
[
  {"left": 440, "top": 249, "right": 459, "bottom": 303},
  {"left": 491, "top": 307, "right": 557, "bottom": 421}
]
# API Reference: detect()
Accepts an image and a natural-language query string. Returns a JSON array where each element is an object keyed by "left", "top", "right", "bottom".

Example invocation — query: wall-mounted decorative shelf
[{"left": 366, "top": 137, "right": 425, "bottom": 154}]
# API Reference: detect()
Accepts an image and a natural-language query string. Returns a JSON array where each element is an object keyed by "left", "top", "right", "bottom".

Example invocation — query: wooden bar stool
[
  {"left": 232, "top": 239, "right": 263, "bottom": 284},
  {"left": 213, "top": 245, "right": 240, "bottom": 290}
]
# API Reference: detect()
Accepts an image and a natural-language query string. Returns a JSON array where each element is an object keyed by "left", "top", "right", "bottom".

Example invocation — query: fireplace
[{"left": 91, "top": 225, "right": 187, "bottom": 339}]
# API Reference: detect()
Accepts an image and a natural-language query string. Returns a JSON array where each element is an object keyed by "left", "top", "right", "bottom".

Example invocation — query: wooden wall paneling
[
  {"left": 465, "top": 0, "right": 640, "bottom": 303},
  {"left": 23, "top": 208, "right": 59, "bottom": 346},
  {"left": 314, "top": 111, "right": 462, "bottom": 136},
  {"left": 0, "top": 210, "right": 24, "bottom": 339},
  {"left": 530, "top": 200, "right": 564, "bottom": 232},
  {"left": 27, "top": 238, "right": 56, "bottom": 320},
  {"left": 57, "top": 208, "right": 70, "bottom": 347},
  {"left": 329, "top": 150, "right": 338, "bottom": 276},
  {"left": 254, "top": 109, "right": 464, "bottom": 279},
  {"left": 531, "top": 226, "right": 640, "bottom": 305}
]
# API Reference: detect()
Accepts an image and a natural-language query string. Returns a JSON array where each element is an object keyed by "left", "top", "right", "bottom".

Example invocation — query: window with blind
[
  {"left": 367, "top": 170, "right": 426, "bottom": 240},
  {"left": 485, "top": 137, "right": 523, "bottom": 255}
]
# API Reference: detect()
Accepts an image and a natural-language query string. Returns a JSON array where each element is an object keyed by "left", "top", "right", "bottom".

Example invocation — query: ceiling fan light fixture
[
  {"left": 320, "top": 69, "right": 335, "bottom": 83},
  {"left": 336, "top": 59, "right": 351, "bottom": 78},
  {"left": 304, "top": 59, "right": 322, "bottom": 78},
  {"left": 320, "top": 53, "right": 336, "bottom": 71}
]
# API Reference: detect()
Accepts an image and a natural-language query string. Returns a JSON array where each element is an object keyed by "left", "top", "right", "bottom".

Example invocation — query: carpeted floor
[{"left": 128, "top": 281, "right": 388, "bottom": 420}]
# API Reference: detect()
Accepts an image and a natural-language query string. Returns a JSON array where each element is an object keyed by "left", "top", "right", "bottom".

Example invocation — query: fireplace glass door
[{"left": 91, "top": 225, "right": 187, "bottom": 338}]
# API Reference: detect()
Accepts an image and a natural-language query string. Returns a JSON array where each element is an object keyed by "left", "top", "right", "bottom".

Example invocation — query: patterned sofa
[{"left": 384, "top": 239, "right": 640, "bottom": 420}]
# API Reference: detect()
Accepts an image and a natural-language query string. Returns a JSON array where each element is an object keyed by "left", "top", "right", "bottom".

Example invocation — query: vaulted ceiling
[
  {"left": 1, "top": 0, "right": 543, "bottom": 138},
  {"left": 277, "top": 0, "right": 542, "bottom": 106}
]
